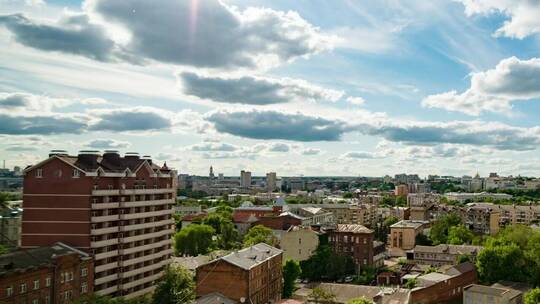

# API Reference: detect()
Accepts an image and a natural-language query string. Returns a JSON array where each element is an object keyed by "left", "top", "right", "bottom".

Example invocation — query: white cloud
[
  {"left": 85, "top": 139, "right": 131, "bottom": 149},
  {"left": 422, "top": 57, "right": 540, "bottom": 115},
  {"left": 346, "top": 96, "right": 365, "bottom": 106},
  {"left": 459, "top": 0, "right": 540, "bottom": 39}
]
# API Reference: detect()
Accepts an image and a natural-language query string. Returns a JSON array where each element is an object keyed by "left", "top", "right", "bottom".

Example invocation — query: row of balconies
[
  {"left": 91, "top": 231, "right": 172, "bottom": 248},
  {"left": 92, "top": 199, "right": 172, "bottom": 210},
  {"left": 92, "top": 188, "right": 174, "bottom": 196},
  {"left": 91, "top": 209, "right": 172, "bottom": 223}
]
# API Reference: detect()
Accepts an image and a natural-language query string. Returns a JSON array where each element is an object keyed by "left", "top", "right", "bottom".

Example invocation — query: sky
[{"left": 0, "top": 0, "right": 540, "bottom": 177}]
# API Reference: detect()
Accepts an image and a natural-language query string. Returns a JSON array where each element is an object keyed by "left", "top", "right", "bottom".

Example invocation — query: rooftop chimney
[
  {"left": 49, "top": 150, "right": 69, "bottom": 158},
  {"left": 103, "top": 150, "right": 120, "bottom": 164},
  {"left": 78, "top": 150, "right": 100, "bottom": 167},
  {"left": 125, "top": 152, "right": 140, "bottom": 159}
]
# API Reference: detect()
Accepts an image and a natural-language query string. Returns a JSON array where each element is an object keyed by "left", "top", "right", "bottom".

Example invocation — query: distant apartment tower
[
  {"left": 240, "top": 170, "right": 252, "bottom": 188},
  {"left": 22, "top": 150, "right": 176, "bottom": 298},
  {"left": 395, "top": 184, "right": 409, "bottom": 197},
  {"left": 266, "top": 172, "right": 277, "bottom": 192}
]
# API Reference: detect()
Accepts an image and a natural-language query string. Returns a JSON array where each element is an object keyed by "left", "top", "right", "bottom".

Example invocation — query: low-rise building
[
  {"left": 173, "top": 205, "right": 203, "bottom": 217},
  {"left": 280, "top": 226, "right": 319, "bottom": 261},
  {"left": 0, "top": 242, "right": 93, "bottom": 304},
  {"left": 409, "top": 244, "right": 483, "bottom": 266},
  {"left": 410, "top": 262, "right": 478, "bottom": 304},
  {"left": 445, "top": 192, "right": 513, "bottom": 203},
  {"left": 389, "top": 220, "right": 428, "bottom": 255},
  {"left": 0, "top": 206, "right": 21, "bottom": 248},
  {"left": 328, "top": 224, "right": 383, "bottom": 269},
  {"left": 196, "top": 243, "right": 282, "bottom": 304},
  {"left": 408, "top": 193, "right": 440, "bottom": 221}
]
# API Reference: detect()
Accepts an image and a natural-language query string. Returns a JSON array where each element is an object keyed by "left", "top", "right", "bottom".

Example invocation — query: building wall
[
  {"left": 410, "top": 269, "right": 478, "bottom": 304},
  {"left": 463, "top": 288, "right": 522, "bottom": 304},
  {"left": 280, "top": 228, "right": 319, "bottom": 261},
  {"left": 329, "top": 231, "right": 374, "bottom": 268},
  {"left": 390, "top": 227, "right": 420, "bottom": 251}
]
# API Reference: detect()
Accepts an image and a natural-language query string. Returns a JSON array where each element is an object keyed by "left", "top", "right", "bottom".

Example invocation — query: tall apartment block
[{"left": 21, "top": 150, "right": 177, "bottom": 298}]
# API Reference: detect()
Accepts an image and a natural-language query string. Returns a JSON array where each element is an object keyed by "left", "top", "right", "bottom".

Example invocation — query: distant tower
[{"left": 209, "top": 166, "right": 215, "bottom": 179}]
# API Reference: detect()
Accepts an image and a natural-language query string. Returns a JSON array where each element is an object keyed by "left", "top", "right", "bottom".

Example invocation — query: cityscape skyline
[{"left": 1, "top": 0, "right": 540, "bottom": 177}]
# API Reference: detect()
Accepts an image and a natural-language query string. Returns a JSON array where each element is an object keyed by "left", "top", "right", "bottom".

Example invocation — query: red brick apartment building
[
  {"left": 196, "top": 243, "right": 283, "bottom": 304},
  {"left": 0, "top": 242, "right": 93, "bottom": 304},
  {"left": 21, "top": 150, "right": 176, "bottom": 298},
  {"left": 328, "top": 224, "right": 385, "bottom": 269}
]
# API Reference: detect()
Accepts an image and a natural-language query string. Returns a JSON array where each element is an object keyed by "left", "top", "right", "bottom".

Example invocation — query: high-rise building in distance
[
  {"left": 240, "top": 170, "right": 252, "bottom": 188},
  {"left": 266, "top": 172, "right": 277, "bottom": 192}
]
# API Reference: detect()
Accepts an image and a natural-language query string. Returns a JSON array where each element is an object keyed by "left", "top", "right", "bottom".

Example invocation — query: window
[
  {"left": 363, "top": 238, "right": 367, "bottom": 244},
  {"left": 81, "top": 282, "right": 87, "bottom": 294},
  {"left": 298, "top": 238, "right": 301, "bottom": 244},
  {"left": 20, "top": 283, "right": 27, "bottom": 293},
  {"left": 81, "top": 267, "right": 88, "bottom": 277},
  {"left": 36, "top": 168, "right": 43, "bottom": 178},
  {"left": 6, "top": 286, "right": 13, "bottom": 297},
  {"left": 67, "top": 272, "right": 74, "bottom": 281},
  {"left": 64, "top": 290, "right": 72, "bottom": 300},
  {"left": 45, "top": 296, "right": 50, "bottom": 304},
  {"left": 72, "top": 169, "right": 80, "bottom": 178},
  {"left": 45, "top": 277, "right": 51, "bottom": 287},
  {"left": 33, "top": 280, "right": 39, "bottom": 290},
  {"left": 60, "top": 273, "right": 65, "bottom": 283},
  {"left": 32, "top": 299, "right": 38, "bottom": 304},
  {"left": 54, "top": 169, "right": 62, "bottom": 177}
]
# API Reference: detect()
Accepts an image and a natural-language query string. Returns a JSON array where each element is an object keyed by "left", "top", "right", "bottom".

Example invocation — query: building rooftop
[
  {"left": 219, "top": 243, "right": 282, "bottom": 270},
  {"left": 464, "top": 284, "right": 522, "bottom": 299},
  {"left": 336, "top": 224, "right": 373, "bottom": 234},
  {"left": 390, "top": 220, "right": 427, "bottom": 229},
  {"left": 0, "top": 242, "right": 89, "bottom": 276},
  {"left": 414, "top": 244, "right": 483, "bottom": 255},
  {"left": 196, "top": 292, "right": 237, "bottom": 304}
]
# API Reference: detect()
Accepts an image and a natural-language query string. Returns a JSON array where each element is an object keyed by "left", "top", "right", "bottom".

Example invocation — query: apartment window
[
  {"left": 33, "top": 280, "right": 39, "bottom": 290},
  {"left": 64, "top": 290, "right": 72, "bottom": 300},
  {"left": 81, "top": 267, "right": 88, "bottom": 277},
  {"left": 32, "top": 299, "right": 38, "bottom": 304},
  {"left": 54, "top": 169, "right": 62, "bottom": 177},
  {"left": 363, "top": 259, "right": 367, "bottom": 265},
  {"left": 81, "top": 282, "right": 87, "bottom": 294},
  {"left": 108, "top": 185, "right": 113, "bottom": 190},
  {"left": 93, "top": 184, "right": 98, "bottom": 190},
  {"left": 45, "top": 277, "right": 51, "bottom": 287},
  {"left": 36, "top": 168, "right": 43, "bottom": 178},
  {"left": 45, "top": 296, "right": 50, "bottom": 304},
  {"left": 72, "top": 169, "right": 80, "bottom": 178},
  {"left": 363, "top": 238, "right": 367, "bottom": 244},
  {"left": 20, "top": 283, "right": 27, "bottom": 293},
  {"left": 6, "top": 286, "right": 13, "bottom": 297},
  {"left": 298, "top": 238, "right": 302, "bottom": 244},
  {"left": 60, "top": 273, "right": 65, "bottom": 283}
]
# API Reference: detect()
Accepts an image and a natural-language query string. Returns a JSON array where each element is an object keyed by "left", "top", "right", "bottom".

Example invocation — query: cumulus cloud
[
  {"left": 85, "top": 139, "right": 131, "bottom": 149},
  {"left": 459, "top": 0, "right": 540, "bottom": 39},
  {"left": 178, "top": 71, "right": 343, "bottom": 105},
  {"left": 88, "top": 107, "right": 174, "bottom": 132},
  {"left": 189, "top": 142, "right": 239, "bottom": 152},
  {"left": 0, "top": 113, "right": 88, "bottom": 135},
  {"left": 206, "top": 110, "right": 350, "bottom": 142},
  {"left": 302, "top": 148, "right": 322, "bottom": 156},
  {"left": 346, "top": 96, "right": 365, "bottom": 106},
  {"left": 342, "top": 151, "right": 381, "bottom": 159},
  {"left": 1, "top": 0, "right": 332, "bottom": 70},
  {"left": 422, "top": 57, "right": 540, "bottom": 115},
  {"left": 0, "top": 92, "right": 70, "bottom": 112},
  {"left": 0, "top": 13, "right": 117, "bottom": 61}
]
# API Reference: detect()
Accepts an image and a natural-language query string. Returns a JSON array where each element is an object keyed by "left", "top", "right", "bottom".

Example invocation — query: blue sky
[{"left": 0, "top": 0, "right": 539, "bottom": 177}]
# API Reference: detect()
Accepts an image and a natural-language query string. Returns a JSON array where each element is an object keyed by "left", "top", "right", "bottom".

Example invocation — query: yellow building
[
  {"left": 280, "top": 226, "right": 319, "bottom": 261},
  {"left": 389, "top": 220, "right": 428, "bottom": 256}
]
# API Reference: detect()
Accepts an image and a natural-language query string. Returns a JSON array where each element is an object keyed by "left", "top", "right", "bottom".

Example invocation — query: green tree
[
  {"left": 347, "top": 298, "right": 373, "bottom": 304},
  {"left": 153, "top": 265, "right": 195, "bottom": 304},
  {"left": 476, "top": 243, "right": 527, "bottom": 284},
  {"left": 524, "top": 288, "right": 540, "bottom": 304},
  {"left": 415, "top": 233, "right": 432, "bottom": 246},
  {"left": 283, "top": 259, "right": 302, "bottom": 298},
  {"left": 343, "top": 192, "right": 353, "bottom": 199},
  {"left": 395, "top": 196, "right": 407, "bottom": 207},
  {"left": 404, "top": 278, "right": 417, "bottom": 289},
  {"left": 447, "top": 224, "right": 475, "bottom": 245},
  {"left": 216, "top": 221, "right": 239, "bottom": 250},
  {"left": 75, "top": 294, "right": 151, "bottom": 304},
  {"left": 354, "top": 267, "right": 377, "bottom": 285},
  {"left": 0, "top": 245, "right": 7, "bottom": 255},
  {"left": 243, "top": 225, "right": 277, "bottom": 247},
  {"left": 457, "top": 253, "right": 471, "bottom": 264},
  {"left": 308, "top": 287, "right": 336, "bottom": 304},
  {"left": 202, "top": 213, "right": 227, "bottom": 234},
  {"left": 429, "top": 213, "right": 462, "bottom": 245},
  {"left": 174, "top": 224, "right": 215, "bottom": 256}
]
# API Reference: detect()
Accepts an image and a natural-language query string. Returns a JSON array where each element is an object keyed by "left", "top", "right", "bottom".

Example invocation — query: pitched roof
[
  {"left": 336, "top": 224, "right": 373, "bottom": 234},
  {"left": 414, "top": 244, "right": 483, "bottom": 255},
  {"left": 445, "top": 262, "right": 476, "bottom": 276},
  {"left": 0, "top": 242, "right": 89, "bottom": 276},
  {"left": 196, "top": 292, "right": 237, "bottom": 304},
  {"left": 218, "top": 243, "right": 282, "bottom": 270}
]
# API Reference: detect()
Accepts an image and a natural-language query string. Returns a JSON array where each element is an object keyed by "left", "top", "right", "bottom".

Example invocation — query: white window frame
[
  {"left": 36, "top": 168, "right": 43, "bottom": 178},
  {"left": 45, "top": 277, "right": 51, "bottom": 287},
  {"left": 81, "top": 267, "right": 88, "bottom": 277},
  {"left": 72, "top": 169, "right": 80, "bottom": 178},
  {"left": 20, "top": 283, "right": 27, "bottom": 293},
  {"left": 81, "top": 282, "right": 87, "bottom": 294},
  {"left": 33, "top": 279, "right": 39, "bottom": 290},
  {"left": 6, "top": 286, "right": 13, "bottom": 297}
]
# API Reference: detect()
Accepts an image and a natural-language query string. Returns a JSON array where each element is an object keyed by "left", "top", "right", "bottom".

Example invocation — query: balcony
[
  {"left": 122, "top": 271, "right": 164, "bottom": 290},
  {"left": 95, "top": 250, "right": 119, "bottom": 261},
  {"left": 120, "top": 209, "right": 172, "bottom": 220},
  {"left": 121, "top": 188, "right": 174, "bottom": 195},
  {"left": 124, "top": 285, "right": 157, "bottom": 299},
  {"left": 92, "top": 189, "right": 121, "bottom": 196},
  {"left": 95, "top": 261, "right": 118, "bottom": 273},
  {"left": 91, "top": 226, "right": 120, "bottom": 235},
  {"left": 121, "top": 260, "right": 167, "bottom": 278},
  {"left": 121, "top": 219, "right": 174, "bottom": 232},
  {"left": 95, "top": 273, "right": 119, "bottom": 285},
  {"left": 92, "top": 202, "right": 120, "bottom": 210},
  {"left": 121, "top": 239, "right": 172, "bottom": 255},
  {"left": 91, "top": 214, "right": 120, "bottom": 223},
  {"left": 91, "top": 238, "right": 119, "bottom": 248},
  {"left": 96, "top": 285, "right": 118, "bottom": 296},
  {"left": 120, "top": 248, "right": 174, "bottom": 267},
  {"left": 122, "top": 229, "right": 172, "bottom": 243},
  {"left": 122, "top": 199, "right": 173, "bottom": 208}
]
